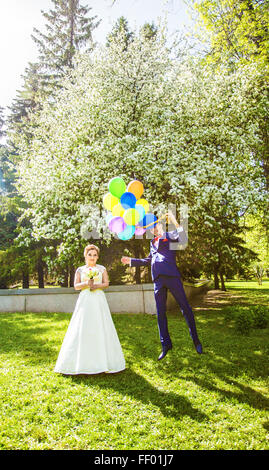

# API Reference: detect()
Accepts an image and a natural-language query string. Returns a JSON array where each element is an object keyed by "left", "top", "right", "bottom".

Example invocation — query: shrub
[
  {"left": 251, "top": 305, "right": 269, "bottom": 329},
  {"left": 224, "top": 305, "right": 269, "bottom": 335},
  {"left": 234, "top": 309, "right": 253, "bottom": 335}
]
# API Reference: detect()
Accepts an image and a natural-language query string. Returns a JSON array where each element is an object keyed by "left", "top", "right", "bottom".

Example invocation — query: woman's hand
[
  {"left": 121, "top": 257, "right": 131, "bottom": 265},
  {"left": 86, "top": 279, "right": 94, "bottom": 289}
]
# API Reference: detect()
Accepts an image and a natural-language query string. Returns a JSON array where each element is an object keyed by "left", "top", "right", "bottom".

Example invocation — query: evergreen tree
[
  {"left": 0, "top": 106, "right": 6, "bottom": 195},
  {"left": 139, "top": 22, "right": 158, "bottom": 41},
  {"left": 0, "top": 111, "right": 19, "bottom": 287},
  {"left": 106, "top": 16, "right": 134, "bottom": 50},
  {"left": 0, "top": 108, "right": 16, "bottom": 199},
  {"left": 0, "top": 106, "right": 5, "bottom": 140},
  {"left": 2, "top": 2, "right": 101, "bottom": 289},
  {"left": 7, "top": 62, "right": 43, "bottom": 140},
  {"left": 31, "top": 0, "right": 100, "bottom": 93},
  {"left": 8, "top": 2, "right": 100, "bottom": 139}
]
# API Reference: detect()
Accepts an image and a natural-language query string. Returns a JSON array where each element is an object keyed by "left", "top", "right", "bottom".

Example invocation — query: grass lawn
[
  {"left": 0, "top": 281, "right": 268, "bottom": 450},
  {"left": 225, "top": 279, "right": 269, "bottom": 304}
]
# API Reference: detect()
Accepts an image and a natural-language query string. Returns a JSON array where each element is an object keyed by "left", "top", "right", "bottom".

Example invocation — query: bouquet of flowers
[{"left": 85, "top": 267, "right": 99, "bottom": 281}]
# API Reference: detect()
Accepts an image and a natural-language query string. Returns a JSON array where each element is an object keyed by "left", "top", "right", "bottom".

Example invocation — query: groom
[{"left": 121, "top": 211, "right": 203, "bottom": 360}]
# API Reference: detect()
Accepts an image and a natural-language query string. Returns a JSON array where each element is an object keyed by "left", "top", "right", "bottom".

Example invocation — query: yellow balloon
[
  {"left": 112, "top": 203, "right": 125, "bottom": 217},
  {"left": 103, "top": 192, "right": 119, "bottom": 211},
  {"left": 136, "top": 198, "right": 149, "bottom": 214},
  {"left": 123, "top": 208, "right": 140, "bottom": 226}
]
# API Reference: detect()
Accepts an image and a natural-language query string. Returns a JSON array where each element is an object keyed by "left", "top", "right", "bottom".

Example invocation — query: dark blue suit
[{"left": 130, "top": 228, "right": 200, "bottom": 348}]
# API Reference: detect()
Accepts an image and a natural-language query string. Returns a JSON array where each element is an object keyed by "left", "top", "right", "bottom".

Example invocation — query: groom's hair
[{"left": 84, "top": 244, "right": 100, "bottom": 257}]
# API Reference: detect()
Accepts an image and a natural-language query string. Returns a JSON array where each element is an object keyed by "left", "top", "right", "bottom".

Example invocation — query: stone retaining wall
[{"left": 0, "top": 281, "right": 212, "bottom": 315}]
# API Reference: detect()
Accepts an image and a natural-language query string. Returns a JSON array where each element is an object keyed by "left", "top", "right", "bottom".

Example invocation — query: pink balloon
[
  {"left": 135, "top": 226, "right": 146, "bottom": 236},
  {"left": 108, "top": 216, "right": 127, "bottom": 234}
]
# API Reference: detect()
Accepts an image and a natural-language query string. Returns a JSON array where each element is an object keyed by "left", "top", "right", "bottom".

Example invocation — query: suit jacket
[{"left": 130, "top": 227, "right": 187, "bottom": 281}]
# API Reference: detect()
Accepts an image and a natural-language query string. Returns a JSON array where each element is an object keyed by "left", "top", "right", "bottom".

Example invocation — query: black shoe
[
  {"left": 158, "top": 344, "right": 172, "bottom": 361},
  {"left": 194, "top": 342, "right": 203, "bottom": 354}
]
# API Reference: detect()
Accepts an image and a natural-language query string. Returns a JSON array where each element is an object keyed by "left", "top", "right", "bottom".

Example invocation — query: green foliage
[
  {"left": 192, "top": 0, "right": 269, "bottom": 67},
  {"left": 7, "top": 63, "right": 44, "bottom": 140},
  {"left": 13, "top": 29, "right": 268, "bottom": 283},
  {"left": 235, "top": 308, "right": 254, "bottom": 335},
  {"left": 191, "top": 0, "right": 269, "bottom": 194},
  {"left": 1, "top": 1, "right": 103, "bottom": 288},
  {"left": 2, "top": 6, "right": 269, "bottom": 288},
  {"left": 0, "top": 106, "right": 5, "bottom": 139},
  {"left": 251, "top": 305, "right": 269, "bottom": 329},
  {"left": 224, "top": 305, "right": 269, "bottom": 334},
  {"left": 7, "top": 1, "right": 101, "bottom": 148},
  {"left": 31, "top": 0, "right": 100, "bottom": 93},
  {"left": 106, "top": 16, "right": 134, "bottom": 49},
  {"left": 240, "top": 213, "right": 269, "bottom": 276},
  {"left": 0, "top": 142, "right": 22, "bottom": 286}
]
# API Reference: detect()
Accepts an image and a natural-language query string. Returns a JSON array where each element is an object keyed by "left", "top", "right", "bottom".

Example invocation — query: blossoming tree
[{"left": 15, "top": 28, "right": 268, "bottom": 285}]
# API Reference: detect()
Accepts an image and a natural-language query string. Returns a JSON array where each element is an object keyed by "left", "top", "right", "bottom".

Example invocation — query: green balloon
[{"left": 108, "top": 177, "right": 126, "bottom": 199}]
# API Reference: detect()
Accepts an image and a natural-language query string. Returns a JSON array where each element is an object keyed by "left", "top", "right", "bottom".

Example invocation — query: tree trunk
[
  {"left": 133, "top": 243, "right": 141, "bottom": 284},
  {"left": 22, "top": 270, "right": 29, "bottom": 289},
  {"left": 220, "top": 271, "right": 226, "bottom": 291},
  {"left": 60, "top": 271, "right": 68, "bottom": 288},
  {"left": 37, "top": 258, "right": 44, "bottom": 288},
  {"left": 69, "top": 265, "right": 75, "bottom": 287},
  {"left": 214, "top": 269, "right": 220, "bottom": 289},
  {"left": 135, "top": 265, "right": 141, "bottom": 284}
]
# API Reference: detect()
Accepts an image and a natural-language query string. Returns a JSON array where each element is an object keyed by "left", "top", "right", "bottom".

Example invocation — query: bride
[{"left": 54, "top": 244, "right": 125, "bottom": 375}]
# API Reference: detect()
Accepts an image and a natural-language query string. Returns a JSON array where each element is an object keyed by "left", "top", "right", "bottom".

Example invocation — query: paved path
[{"left": 191, "top": 289, "right": 242, "bottom": 311}]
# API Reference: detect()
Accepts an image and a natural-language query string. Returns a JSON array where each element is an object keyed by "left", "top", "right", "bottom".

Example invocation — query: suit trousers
[{"left": 153, "top": 275, "right": 200, "bottom": 347}]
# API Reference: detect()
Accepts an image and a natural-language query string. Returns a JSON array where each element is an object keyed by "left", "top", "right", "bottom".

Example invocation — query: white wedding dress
[{"left": 54, "top": 264, "right": 125, "bottom": 375}]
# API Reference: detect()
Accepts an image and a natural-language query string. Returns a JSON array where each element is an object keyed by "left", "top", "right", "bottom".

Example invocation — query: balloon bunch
[{"left": 103, "top": 177, "right": 157, "bottom": 240}]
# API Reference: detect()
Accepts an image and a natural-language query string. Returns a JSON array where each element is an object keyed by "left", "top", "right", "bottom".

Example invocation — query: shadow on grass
[
  {"left": 181, "top": 371, "right": 269, "bottom": 412},
  {"left": 69, "top": 368, "right": 208, "bottom": 423},
  {"left": 0, "top": 312, "right": 69, "bottom": 365},
  {"left": 191, "top": 286, "right": 269, "bottom": 311},
  {"left": 226, "top": 289, "right": 269, "bottom": 307},
  {"left": 0, "top": 311, "right": 268, "bottom": 418},
  {"left": 0, "top": 312, "right": 208, "bottom": 423}
]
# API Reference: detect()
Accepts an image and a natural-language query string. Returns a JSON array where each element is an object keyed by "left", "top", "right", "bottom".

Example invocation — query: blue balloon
[
  {"left": 120, "top": 191, "right": 137, "bottom": 210},
  {"left": 138, "top": 213, "right": 158, "bottom": 230},
  {"left": 135, "top": 204, "right": 146, "bottom": 222},
  {"left": 117, "top": 224, "right": 136, "bottom": 240}
]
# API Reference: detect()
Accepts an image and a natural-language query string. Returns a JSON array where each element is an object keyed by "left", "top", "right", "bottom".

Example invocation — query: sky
[{"left": 0, "top": 0, "right": 193, "bottom": 113}]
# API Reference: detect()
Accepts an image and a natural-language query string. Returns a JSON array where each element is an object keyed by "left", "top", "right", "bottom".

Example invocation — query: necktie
[{"left": 154, "top": 236, "right": 168, "bottom": 243}]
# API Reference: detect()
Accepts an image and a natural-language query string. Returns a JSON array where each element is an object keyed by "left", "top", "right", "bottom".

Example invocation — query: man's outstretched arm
[{"left": 121, "top": 254, "right": 152, "bottom": 267}]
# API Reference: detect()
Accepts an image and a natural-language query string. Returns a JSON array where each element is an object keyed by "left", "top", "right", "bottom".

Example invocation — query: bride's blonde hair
[{"left": 84, "top": 244, "right": 100, "bottom": 257}]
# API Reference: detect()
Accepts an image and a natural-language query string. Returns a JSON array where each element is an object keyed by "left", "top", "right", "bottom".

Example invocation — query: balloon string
[{"left": 142, "top": 213, "right": 167, "bottom": 229}]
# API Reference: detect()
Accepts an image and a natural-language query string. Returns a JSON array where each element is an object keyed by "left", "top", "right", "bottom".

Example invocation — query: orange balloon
[{"left": 127, "top": 180, "right": 144, "bottom": 200}]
